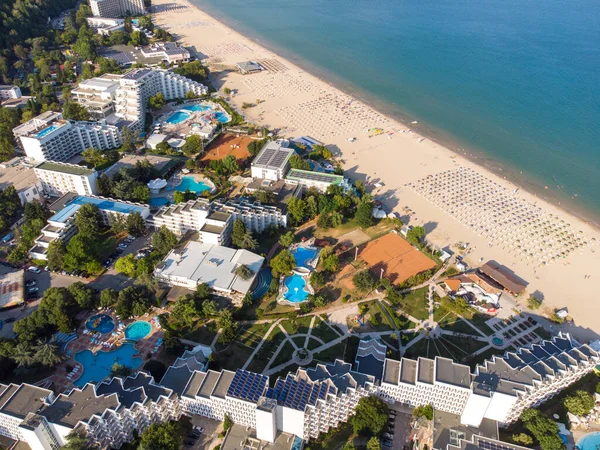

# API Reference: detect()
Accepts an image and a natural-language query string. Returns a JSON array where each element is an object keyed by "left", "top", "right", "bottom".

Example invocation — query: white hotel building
[
  {"left": 34, "top": 161, "right": 98, "bottom": 197},
  {"left": 90, "top": 0, "right": 145, "bottom": 17},
  {"left": 13, "top": 112, "right": 121, "bottom": 162},
  {"left": 0, "top": 333, "right": 596, "bottom": 449},
  {"left": 213, "top": 198, "right": 288, "bottom": 231}
]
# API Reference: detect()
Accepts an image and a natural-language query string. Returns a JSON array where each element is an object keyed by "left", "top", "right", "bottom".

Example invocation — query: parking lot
[
  {"left": 184, "top": 415, "right": 222, "bottom": 449},
  {"left": 382, "top": 404, "right": 413, "bottom": 450}
]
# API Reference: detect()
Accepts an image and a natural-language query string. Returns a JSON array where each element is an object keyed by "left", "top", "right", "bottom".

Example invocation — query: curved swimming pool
[
  {"left": 86, "top": 314, "right": 115, "bottom": 334},
  {"left": 292, "top": 246, "right": 318, "bottom": 268},
  {"left": 125, "top": 321, "right": 152, "bottom": 341},
  {"left": 283, "top": 273, "right": 309, "bottom": 303},
  {"left": 74, "top": 343, "right": 142, "bottom": 386},
  {"left": 576, "top": 432, "right": 600, "bottom": 450},
  {"left": 176, "top": 176, "right": 212, "bottom": 194},
  {"left": 166, "top": 111, "right": 191, "bottom": 125}
]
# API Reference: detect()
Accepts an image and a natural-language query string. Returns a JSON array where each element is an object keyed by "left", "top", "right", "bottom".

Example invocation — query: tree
[
  {"left": 278, "top": 231, "right": 295, "bottom": 248},
  {"left": 310, "top": 271, "right": 325, "bottom": 288},
  {"left": 68, "top": 282, "right": 96, "bottom": 309},
  {"left": 564, "top": 390, "right": 595, "bottom": 416},
  {"left": 181, "top": 134, "right": 203, "bottom": 156},
  {"left": 223, "top": 414, "right": 233, "bottom": 431},
  {"left": 109, "top": 30, "right": 129, "bottom": 45},
  {"left": 152, "top": 226, "right": 178, "bottom": 256},
  {"left": 126, "top": 212, "right": 146, "bottom": 237},
  {"left": 171, "top": 294, "right": 200, "bottom": 329},
  {"left": 129, "top": 30, "right": 148, "bottom": 46},
  {"left": 173, "top": 60, "right": 208, "bottom": 81},
  {"left": 148, "top": 92, "right": 165, "bottom": 110},
  {"left": 353, "top": 270, "right": 376, "bottom": 292},
  {"left": 286, "top": 197, "right": 306, "bottom": 225},
  {"left": 100, "top": 288, "right": 118, "bottom": 308},
  {"left": 413, "top": 404, "right": 434, "bottom": 420},
  {"left": 110, "top": 363, "right": 133, "bottom": 377},
  {"left": 47, "top": 240, "right": 67, "bottom": 271},
  {"left": 217, "top": 309, "right": 238, "bottom": 344},
  {"left": 406, "top": 226, "right": 426, "bottom": 246},
  {"left": 81, "top": 147, "right": 103, "bottom": 168},
  {"left": 222, "top": 154, "right": 239, "bottom": 173},
  {"left": 254, "top": 189, "right": 276, "bottom": 205},
  {"left": 322, "top": 253, "right": 340, "bottom": 272},
  {"left": 115, "top": 254, "right": 137, "bottom": 277},
  {"left": 350, "top": 396, "right": 389, "bottom": 437},
  {"left": 235, "top": 264, "right": 254, "bottom": 281},
  {"left": 520, "top": 408, "right": 565, "bottom": 450},
  {"left": 32, "top": 340, "right": 63, "bottom": 366},
  {"left": 12, "top": 343, "right": 34, "bottom": 367},
  {"left": 223, "top": 87, "right": 231, "bottom": 95},
  {"left": 289, "top": 154, "right": 311, "bottom": 171},
  {"left": 356, "top": 201, "right": 374, "bottom": 228},
  {"left": 317, "top": 213, "right": 331, "bottom": 230},
  {"left": 173, "top": 189, "right": 196, "bottom": 204},
  {"left": 116, "top": 286, "right": 153, "bottom": 319},
  {"left": 512, "top": 433, "right": 533, "bottom": 446},
  {"left": 62, "top": 431, "right": 88, "bottom": 450},
  {"left": 231, "top": 219, "right": 258, "bottom": 250},
  {"left": 527, "top": 295, "right": 542, "bottom": 310},
  {"left": 63, "top": 234, "right": 96, "bottom": 271},
  {"left": 366, "top": 437, "right": 382, "bottom": 450},
  {"left": 270, "top": 249, "right": 296, "bottom": 276},
  {"left": 202, "top": 300, "right": 217, "bottom": 317},
  {"left": 74, "top": 203, "right": 103, "bottom": 238}
]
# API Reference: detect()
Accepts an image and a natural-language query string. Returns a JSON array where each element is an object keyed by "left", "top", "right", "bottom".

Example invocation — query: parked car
[
  {"left": 381, "top": 440, "right": 393, "bottom": 448},
  {"left": 4, "top": 317, "right": 16, "bottom": 323},
  {"left": 27, "top": 287, "right": 39, "bottom": 294},
  {"left": 383, "top": 433, "right": 394, "bottom": 440},
  {"left": 25, "top": 280, "right": 36, "bottom": 287},
  {"left": 27, "top": 266, "right": 41, "bottom": 274}
]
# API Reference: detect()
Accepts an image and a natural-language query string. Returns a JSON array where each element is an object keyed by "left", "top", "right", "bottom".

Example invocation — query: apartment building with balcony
[
  {"left": 71, "top": 75, "right": 122, "bottom": 120},
  {"left": 0, "top": 85, "right": 22, "bottom": 100},
  {"left": 90, "top": 0, "right": 145, "bottom": 17},
  {"left": 29, "top": 194, "right": 150, "bottom": 260},
  {"left": 212, "top": 198, "right": 288, "bottom": 232},
  {"left": 34, "top": 161, "right": 98, "bottom": 196},
  {"left": 13, "top": 112, "right": 122, "bottom": 162}
]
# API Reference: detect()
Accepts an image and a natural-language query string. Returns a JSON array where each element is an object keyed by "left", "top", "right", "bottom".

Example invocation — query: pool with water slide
[
  {"left": 176, "top": 176, "right": 211, "bottom": 194},
  {"left": 283, "top": 273, "right": 309, "bottom": 303},
  {"left": 74, "top": 342, "right": 142, "bottom": 386},
  {"left": 124, "top": 321, "right": 152, "bottom": 341},
  {"left": 292, "top": 246, "right": 318, "bottom": 268},
  {"left": 86, "top": 314, "right": 115, "bottom": 334}
]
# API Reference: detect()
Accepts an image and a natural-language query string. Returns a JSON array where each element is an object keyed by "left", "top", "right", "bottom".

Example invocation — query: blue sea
[{"left": 191, "top": 0, "right": 600, "bottom": 224}]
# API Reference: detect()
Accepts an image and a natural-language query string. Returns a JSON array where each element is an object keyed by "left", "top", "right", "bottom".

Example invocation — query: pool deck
[
  {"left": 148, "top": 171, "right": 216, "bottom": 206},
  {"left": 155, "top": 100, "right": 230, "bottom": 138},
  {"left": 50, "top": 310, "right": 164, "bottom": 392}
]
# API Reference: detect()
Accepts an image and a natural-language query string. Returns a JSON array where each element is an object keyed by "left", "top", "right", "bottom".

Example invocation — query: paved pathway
[{"left": 241, "top": 319, "right": 282, "bottom": 370}]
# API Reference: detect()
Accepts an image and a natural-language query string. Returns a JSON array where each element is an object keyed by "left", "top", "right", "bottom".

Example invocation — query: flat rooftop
[
  {"left": 286, "top": 168, "right": 343, "bottom": 185},
  {"left": 221, "top": 424, "right": 295, "bottom": 450},
  {"left": 251, "top": 142, "right": 294, "bottom": 171},
  {"left": 49, "top": 195, "right": 148, "bottom": 224},
  {"left": 103, "top": 154, "right": 173, "bottom": 178},
  {"left": 155, "top": 241, "right": 264, "bottom": 295},
  {"left": 0, "top": 384, "right": 52, "bottom": 419},
  {"left": 0, "top": 270, "right": 23, "bottom": 309},
  {"left": 0, "top": 164, "right": 38, "bottom": 193},
  {"left": 35, "top": 161, "right": 94, "bottom": 176}
]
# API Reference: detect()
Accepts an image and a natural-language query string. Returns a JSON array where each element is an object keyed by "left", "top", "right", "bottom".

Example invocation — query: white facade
[
  {"left": 140, "top": 42, "right": 191, "bottom": 64},
  {"left": 213, "top": 199, "right": 288, "bottom": 232},
  {"left": 34, "top": 162, "right": 98, "bottom": 196},
  {"left": 13, "top": 112, "right": 121, "bottom": 162},
  {"left": 86, "top": 17, "right": 125, "bottom": 35},
  {"left": 71, "top": 75, "right": 121, "bottom": 120},
  {"left": 250, "top": 142, "right": 293, "bottom": 181},
  {"left": 90, "top": 0, "right": 144, "bottom": 17},
  {"left": 0, "top": 86, "right": 22, "bottom": 100}
]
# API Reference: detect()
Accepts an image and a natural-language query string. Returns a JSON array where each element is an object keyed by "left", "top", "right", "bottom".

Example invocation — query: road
[{"left": 0, "top": 234, "right": 151, "bottom": 338}]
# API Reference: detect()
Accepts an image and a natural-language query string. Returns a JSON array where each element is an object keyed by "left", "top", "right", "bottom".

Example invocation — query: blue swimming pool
[
  {"left": 36, "top": 125, "right": 58, "bottom": 138},
  {"left": 577, "top": 432, "right": 600, "bottom": 450},
  {"left": 166, "top": 111, "right": 191, "bottom": 125},
  {"left": 176, "top": 176, "right": 211, "bottom": 194},
  {"left": 183, "top": 104, "right": 230, "bottom": 123},
  {"left": 292, "top": 246, "right": 318, "bottom": 268},
  {"left": 86, "top": 314, "right": 115, "bottom": 334},
  {"left": 74, "top": 343, "right": 142, "bottom": 386},
  {"left": 182, "top": 104, "right": 210, "bottom": 113},
  {"left": 149, "top": 197, "right": 170, "bottom": 207},
  {"left": 283, "top": 274, "right": 309, "bottom": 303},
  {"left": 125, "top": 321, "right": 152, "bottom": 341}
]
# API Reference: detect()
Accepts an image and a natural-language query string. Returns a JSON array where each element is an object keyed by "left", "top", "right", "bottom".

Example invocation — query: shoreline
[
  {"left": 187, "top": 0, "right": 600, "bottom": 229},
  {"left": 153, "top": 0, "right": 600, "bottom": 338}
]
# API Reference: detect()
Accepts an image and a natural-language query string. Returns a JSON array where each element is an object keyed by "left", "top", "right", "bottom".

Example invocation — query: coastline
[
  {"left": 153, "top": 0, "right": 600, "bottom": 338},
  {"left": 187, "top": 0, "right": 600, "bottom": 229}
]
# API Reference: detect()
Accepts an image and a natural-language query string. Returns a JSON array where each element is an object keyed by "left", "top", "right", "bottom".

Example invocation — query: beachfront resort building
[
  {"left": 13, "top": 112, "right": 122, "bottom": 162},
  {"left": 34, "top": 161, "right": 98, "bottom": 197},
  {"left": 154, "top": 241, "right": 264, "bottom": 299},
  {"left": 72, "top": 69, "right": 208, "bottom": 132},
  {"left": 250, "top": 142, "right": 294, "bottom": 181},
  {"left": 0, "top": 332, "right": 596, "bottom": 449},
  {"left": 0, "top": 371, "right": 179, "bottom": 450},
  {"left": 90, "top": 0, "right": 145, "bottom": 17},
  {"left": 0, "top": 85, "right": 22, "bottom": 100},
  {"left": 285, "top": 169, "right": 351, "bottom": 193},
  {"left": 212, "top": 198, "right": 288, "bottom": 231},
  {"left": 140, "top": 42, "right": 191, "bottom": 65},
  {"left": 86, "top": 17, "right": 125, "bottom": 35},
  {"left": 29, "top": 194, "right": 150, "bottom": 260}
]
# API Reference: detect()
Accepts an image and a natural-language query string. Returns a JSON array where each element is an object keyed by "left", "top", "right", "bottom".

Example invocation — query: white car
[{"left": 27, "top": 266, "right": 41, "bottom": 274}]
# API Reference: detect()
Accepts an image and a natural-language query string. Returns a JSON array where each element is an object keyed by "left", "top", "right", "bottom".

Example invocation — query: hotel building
[
  {"left": 13, "top": 112, "right": 121, "bottom": 162},
  {"left": 0, "top": 333, "right": 596, "bottom": 449},
  {"left": 90, "top": 0, "right": 145, "bottom": 17},
  {"left": 34, "top": 161, "right": 98, "bottom": 197},
  {"left": 212, "top": 198, "right": 288, "bottom": 232},
  {"left": 0, "top": 85, "right": 22, "bottom": 100},
  {"left": 29, "top": 194, "right": 150, "bottom": 260}
]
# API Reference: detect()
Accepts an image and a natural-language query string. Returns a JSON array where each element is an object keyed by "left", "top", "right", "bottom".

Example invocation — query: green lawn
[
  {"left": 400, "top": 331, "right": 420, "bottom": 346},
  {"left": 434, "top": 308, "right": 481, "bottom": 335},
  {"left": 403, "top": 334, "right": 487, "bottom": 362},
  {"left": 183, "top": 321, "right": 218, "bottom": 345},
  {"left": 214, "top": 341, "right": 254, "bottom": 371},
  {"left": 437, "top": 297, "right": 495, "bottom": 336},
  {"left": 237, "top": 322, "right": 272, "bottom": 348},
  {"left": 292, "top": 335, "right": 306, "bottom": 348},
  {"left": 249, "top": 326, "right": 286, "bottom": 371},
  {"left": 310, "top": 317, "right": 342, "bottom": 342},
  {"left": 395, "top": 287, "right": 429, "bottom": 320},
  {"left": 281, "top": 316, "right": 313, "bottom": 335},
  {"left": 272, "top": 340, "right": 295, "bottom": 368},
  {"left": 307, "top": 337, "right": 324, "bottom": 351},
  {"left": 382, "top": 302, "right": 417, "bottom": 330},
  {"left": 364, "top": 300, "right": 395, "bottom": 331},
  {"left": 314, "top": 342, "right": 347, "bottom": 364}
]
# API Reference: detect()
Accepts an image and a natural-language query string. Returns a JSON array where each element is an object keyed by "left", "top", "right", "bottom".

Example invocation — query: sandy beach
[{"left": 152, "top": 0, "right": 600, "bottom": 339}]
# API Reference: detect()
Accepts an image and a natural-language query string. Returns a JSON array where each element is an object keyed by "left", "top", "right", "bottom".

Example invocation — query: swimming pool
[
  {"left": 283, "top": 273, "right": 310, "bottom": 303},
  {"left": 149, "top": 197, "right": 170, "bottom": 207},
  {"left": 492, "top": 337, "right": 504, "bottom": 346},
  {"left": 176, "top": 176, "right": 212, "bottom": 194},
  {"left": 125, "top": 321, "right": 152, "bottom": 341},
  {"left": 182, "top": 104, "right": 210, "bottom": 113},
  {"left": 37, "top": 125, "right": 58, "bottom": 138},
  {"left": 183, "top": 104, "right": 230, "bottom": 123},
  {"left": 576, "top": 432, "right": 600, "bottom": 449},
  {"left": 74, "top": 343, "right": 142, "bottom": 386},
  {"left": 86, "top": 314, "right": 115, "bottom": 334},
  {"left": 166, "top": 111, "right": 191, "bottom": 125},
  {"left": 292, "top": 246, "right": 319, "bottom": 268}
]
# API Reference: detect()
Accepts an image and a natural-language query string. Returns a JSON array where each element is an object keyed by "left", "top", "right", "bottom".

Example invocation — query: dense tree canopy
[
  {"left": 270, "top": 249, "right": 296, "bottom": 276},
  {"left": 152, "top": 226, "right": 178, "bottom": 256},
  {"left": 350, "top": 396, "right": 389, "bottom": 437},
  {"left": 231, "top": 219, "right": 258, "bottom": 250},
  {"left": 520, "top": 408, "right": 565, "bottom": 450}
]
